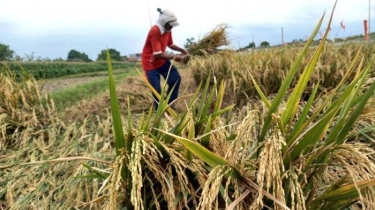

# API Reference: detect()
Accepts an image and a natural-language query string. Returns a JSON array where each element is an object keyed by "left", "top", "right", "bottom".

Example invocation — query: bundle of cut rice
[{"left": 187, "top": 24, "right": 230, "bottom": 56}]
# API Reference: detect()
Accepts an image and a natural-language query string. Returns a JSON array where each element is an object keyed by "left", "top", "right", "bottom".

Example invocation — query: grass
[
  {"left": 49, "top": 68, "right": 137, "bottom": 110},
  {"left": 48, "top": 66, "right": 140, "bottom": 79}
]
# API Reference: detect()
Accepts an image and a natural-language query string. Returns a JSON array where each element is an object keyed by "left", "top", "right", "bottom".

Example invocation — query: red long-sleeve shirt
[{"left": 141, "top": 25, "right": 173, "bottom": 71}]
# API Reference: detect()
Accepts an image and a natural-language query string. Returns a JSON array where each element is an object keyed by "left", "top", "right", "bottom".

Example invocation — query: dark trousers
[{"left": 145, "top": 60, "right": 181, "bottom": 109}]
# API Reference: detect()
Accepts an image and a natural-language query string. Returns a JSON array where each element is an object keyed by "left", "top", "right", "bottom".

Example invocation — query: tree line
[{"left": 0, "top": 43, "right": 124, "bottom": 62}]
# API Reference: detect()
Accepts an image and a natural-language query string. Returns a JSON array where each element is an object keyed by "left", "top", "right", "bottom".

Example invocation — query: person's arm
[
  {"left": 151, "top": 32, "right": 185, "bottom": 62},
  {"left": 169, "top": 44, "right": 189, "bottom": 55},
  {"left": 153, "top": 52, "right": 184, "bottom": 62}
]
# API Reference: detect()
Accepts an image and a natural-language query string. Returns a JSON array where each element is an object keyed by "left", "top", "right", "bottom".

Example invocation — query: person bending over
[{"left": 141, "top": 8, "right": 189, "bottom": 110}]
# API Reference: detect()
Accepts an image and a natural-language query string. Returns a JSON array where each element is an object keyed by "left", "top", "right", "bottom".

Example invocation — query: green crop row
[{"left": 1, "top": 61, "right": 139, "bottom": 79}]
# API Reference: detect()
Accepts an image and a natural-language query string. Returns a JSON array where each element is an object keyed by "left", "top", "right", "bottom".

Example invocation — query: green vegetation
[
  {"left": 0, "top": 42, "right": 126, "bottom": 62},
  {"left": 51, "top": 67, "right": 134, "bottom": 79},
  {"left": 1, "top": 61, "right": 138, "bottom": 80},
  {"left": 260, "top": 40, "right": 270, "bottom": 48},
  {"left": 48, "top": 70, "right": 136, "bottom": 110},
  {"left": 97, "top": 48, "right": 122, "bottom": 61},
  {"left": 0, "top": 43, "right": 14, "bottom": 61},
  {"left": 67, "top": 49, "right": 92, "bottom": 62},
  {"left": 238, "top": 41, "right": 256, "bottom": 51}
]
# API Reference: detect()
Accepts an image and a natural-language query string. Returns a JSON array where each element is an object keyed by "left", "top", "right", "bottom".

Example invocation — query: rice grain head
[
  {"left": 197, "top": 165, "right": 230, "bottom": 210},
  {"left": 256, "top": 127, "right": 286, "bottom": 209}
]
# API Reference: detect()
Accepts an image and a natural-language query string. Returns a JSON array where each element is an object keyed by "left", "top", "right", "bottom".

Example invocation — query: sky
[{"left": 0, "top": 0, "right": 374, "bottom": 60}]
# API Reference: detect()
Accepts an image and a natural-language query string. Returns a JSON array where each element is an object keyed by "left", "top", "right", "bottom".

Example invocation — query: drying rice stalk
[{"left": 187, "top": 24, "right": 230, "bottom": 56}]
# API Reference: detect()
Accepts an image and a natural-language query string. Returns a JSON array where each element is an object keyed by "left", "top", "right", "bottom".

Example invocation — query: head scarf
[{"left": 156, "top": 8, "right": 179, "bottom": 34}]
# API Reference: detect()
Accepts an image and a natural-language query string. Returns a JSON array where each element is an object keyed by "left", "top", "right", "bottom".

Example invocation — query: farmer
[{"left": 141, "top": 8, "right": 189, "bottom": 110}]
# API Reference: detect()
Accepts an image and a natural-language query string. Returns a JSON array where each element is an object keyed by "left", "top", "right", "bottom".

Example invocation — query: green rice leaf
[
  {"left": 126, "top": 96, "right": 133, "bottom": 153},
  {"left": 314, "top": 179, "right": 375, "bottom": 202},
  {"left": 213, "top": 80, "right": 225, "bottom": 111},
  {"left": 81, "top": 163, "right": 109, "bottom": 179},
  {"left": 249, "top": 73, "right": 271, "bottom": 109},
  {"left": 324, "top": 63, "right": 371, "bottom": 145},
  {"left": 201, "top": 116, "right": 212, "bottom": 147},
  {"left": 287, "top": 81, "right": 319, "bottom": 144},
  {"left": 289, "top": 106, "right": 340, "bottom": 161},
  {"left": 258, "top": 14, "right": 325, "bottom": 144},
  {"left": 136, "top": 67, "right": 178, "bottom": 119},
  {"left": 198, "top": 105, "right": 235, "bottom": 125},
  {"left": 107, "top": 50, "right": 126, "bottom": 156},
  {"left": 198, "top": 74, "right": 212, "bottom": 119},
  {"left": 335, "top": 80, "right": 375, "bottom": 144},
  {"left": 281, "top": 28, "right": 327, "bottom": 129},
  {"left": 154, "top": 128, "right": 242, "bottom": 179}
]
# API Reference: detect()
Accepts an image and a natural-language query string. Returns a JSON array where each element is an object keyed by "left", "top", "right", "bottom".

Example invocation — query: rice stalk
[
  {"left": 104, "top": 155, "right": 126, "bottom": 210},
  {"left": 287, "top": 167, "right": 306, "bottom": 210},
  {"left": 329, "top": 144, "right": 375, "bottom": 209},
  {"left": 187, "top": 24, "right": 230, "bottom": 56},
  {"left": 225, "top": 108, "right": 260, "bottom": 164},
  {"left": 130, "top": 133, "right": 144, "bottom": 210},
  {"left": 255, "top": 127, "right": 286, "bottom": 209},
  {"left": 197, "top": 165, "right": 230, "bottom": 210}
]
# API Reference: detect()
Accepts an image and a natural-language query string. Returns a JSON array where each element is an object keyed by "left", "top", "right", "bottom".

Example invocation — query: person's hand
[
  {"left": 182, "top": 54, "right": 190, "bottom": 64},
  {"left": 173, "top": 54, "right": 184, "bottom": 62},
  {"left": 173, "top": 54, "right": 190, "bottom": 64},
  {"left": 182, "top": 50, "right": 189, "bottom": 56}
]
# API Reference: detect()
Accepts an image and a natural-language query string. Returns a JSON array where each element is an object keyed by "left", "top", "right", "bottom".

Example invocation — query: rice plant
[
  {"left": 189, "top": 33, "right": 375, "bottom": 107},
  {"left": 2, "top": 1, "right": 375, "bottom": 209},
  {"left": 1, "top": 63, "right": 115, "bottom": 209},
  {"left": 156, "top": 2, "right": 375, "bottom": 209}
]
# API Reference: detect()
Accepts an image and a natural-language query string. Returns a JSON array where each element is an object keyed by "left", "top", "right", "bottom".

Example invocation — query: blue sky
[{"left": 0, "top": 0, "right": 373, "bottom": 60}]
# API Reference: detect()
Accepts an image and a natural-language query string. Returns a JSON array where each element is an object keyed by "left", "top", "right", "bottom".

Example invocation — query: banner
[
  {"left": 340, "top": 21, "right": 345, "bottom": 31},
  {"left": 364, "top": 20, "right": 369, "bottom": 40}
]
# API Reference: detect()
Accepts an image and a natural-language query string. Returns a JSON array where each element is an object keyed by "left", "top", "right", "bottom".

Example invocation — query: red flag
[
  {"left": 364, "top": 20, "right": 369, "bottom": 40},
  {"left": 340, "top": 21, "right": 345, "bottom": 31}
]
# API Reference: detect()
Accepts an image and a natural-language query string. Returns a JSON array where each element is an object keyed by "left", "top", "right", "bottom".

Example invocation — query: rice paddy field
[{"left": 2, "top": 12, "right": 375, "bottom": 210}]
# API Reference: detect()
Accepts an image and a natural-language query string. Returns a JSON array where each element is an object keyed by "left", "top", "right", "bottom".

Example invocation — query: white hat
[{"left": 157, "top": 8, "right": 180, "bottom": 27}]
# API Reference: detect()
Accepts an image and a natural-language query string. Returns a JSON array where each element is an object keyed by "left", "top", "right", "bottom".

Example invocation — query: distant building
[{"left": 128, "top": 53, "right": 142, "bottom": 61}]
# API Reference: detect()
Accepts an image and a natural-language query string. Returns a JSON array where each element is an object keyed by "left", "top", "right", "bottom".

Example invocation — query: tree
[
  {"left": 260, "top": 41, "right": 270, "bottom": 48},
  {"left": 184, "top": 37, "right": 196, "bottom": 50},
  {"left": 247, "top": 42, "right": 256, "bottom": 49},
  {"left": 67, "top": 49, "right": 92, "bottom": 62},
  {"left": 96, "top": 48, "right": 122, "bottom": 61},
  {"left": 13, "top": 54, "right": 24, "bottom": 62},
  {"left": 24, "top": 52, "right": 35, "bottom": 62},
  {"left": 53, "top": 57, "right": 64, "bottom": 62},
  {"left": 237, "top": 42, "right": 256, "bottom": 52},
  {"left": 0, "top": 43, "right": 15, "bottom": 61}
]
